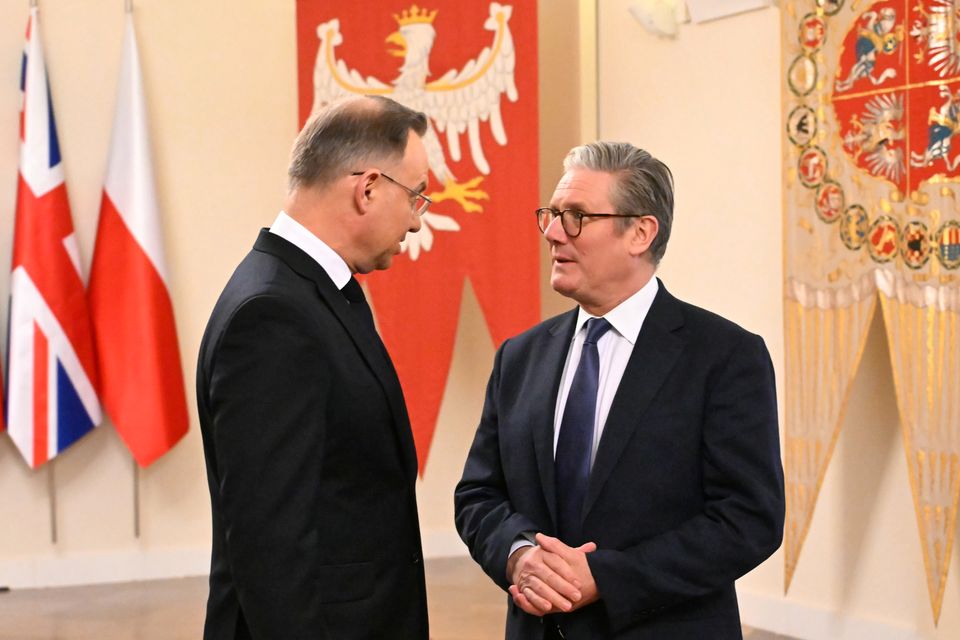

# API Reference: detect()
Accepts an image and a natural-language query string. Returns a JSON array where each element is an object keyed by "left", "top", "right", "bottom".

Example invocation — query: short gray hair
[
  {"left": 563, "top": 141, "right": 674, "bottom": 263},
  {"left": 288, "top": 96, "right": 428, "bottom": 190}
]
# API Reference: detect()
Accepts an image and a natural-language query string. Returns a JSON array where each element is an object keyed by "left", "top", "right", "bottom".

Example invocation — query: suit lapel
[
  {"left": 531, "top": 310, "right": 578, "bottom": 531},
  {"left": 253, "top": 230, "right": 419, "bottom": 480},
  {"left": 582, "top": 282, "right": 685, "bottom": 521}
]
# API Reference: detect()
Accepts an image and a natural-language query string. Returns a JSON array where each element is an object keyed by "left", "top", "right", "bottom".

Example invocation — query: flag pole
[
  {"left": 47, "top": 463, "right": 58, "bottom": 543},
  {"left": 133, "top": 457, "right": 141, "bottom": 538},
  {"left": 124, "top": 0, "right": 138, "bottom": 540}
]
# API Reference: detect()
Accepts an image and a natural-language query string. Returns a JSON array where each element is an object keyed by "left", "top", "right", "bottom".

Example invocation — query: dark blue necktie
[{"left": 555, "top": 317, "right": 612, "bottom": 542}]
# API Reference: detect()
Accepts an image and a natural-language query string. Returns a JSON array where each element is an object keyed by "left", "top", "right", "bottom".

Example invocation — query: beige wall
[
  {"left": 0, "top": 0, "right": 581, "bottom": 586},
  {"left": 0, "top": 0, "right": 269, "bottom": 568},
  {"left": 6, "top": 2, "right": 947, "bottom": 639},
  {"left": 597, "top": 1, "right": 958, "bottom": 638}
]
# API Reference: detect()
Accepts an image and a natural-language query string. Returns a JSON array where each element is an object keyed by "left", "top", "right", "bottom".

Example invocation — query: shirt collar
[
  {"left": 574, "top": 277, "right": 659, "bottom": 345},
  {"left": 269, "top": 210, "right": 352, "bottom": 289}
]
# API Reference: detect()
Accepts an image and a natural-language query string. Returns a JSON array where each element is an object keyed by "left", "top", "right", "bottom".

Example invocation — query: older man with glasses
[
  {"left": 456, "top": 141, "right": 785, "bottom": 640},
  {"left": 197, "top": 95, "right": 431, "bottom": 640}
]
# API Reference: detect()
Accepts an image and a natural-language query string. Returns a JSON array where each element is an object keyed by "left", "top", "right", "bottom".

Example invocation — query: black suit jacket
[
  {"left": 455, "top": 281, "right": 784, "bottom": 640},
  {"left": 197, "top": 230, "right": 428, "bottom": 640}
]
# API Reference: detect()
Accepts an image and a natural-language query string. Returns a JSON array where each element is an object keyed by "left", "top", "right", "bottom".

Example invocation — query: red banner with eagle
[{"left": 296, "top": 1, "right": 540, "bottom": 474}]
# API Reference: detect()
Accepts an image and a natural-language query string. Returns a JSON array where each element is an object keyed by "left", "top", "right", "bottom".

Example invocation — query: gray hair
[
  {"left": 288, "top": 96, "right": 428, "bottom": 190},
  {"left": 563, "top": 141, "right": 674, "bottom": 263}
]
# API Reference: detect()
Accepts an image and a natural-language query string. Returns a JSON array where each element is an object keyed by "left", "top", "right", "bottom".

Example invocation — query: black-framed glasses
[
  {"left": 535, "top": 207, "right": 644, "bottom": 238},
  {"left": 351, "top": 170, "right": 432, "bottom": 216}
]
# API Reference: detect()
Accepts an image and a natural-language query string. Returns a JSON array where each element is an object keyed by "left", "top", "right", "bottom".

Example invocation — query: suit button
[{"left": 412, "top": 553, "right": 421, "bottom": 564}]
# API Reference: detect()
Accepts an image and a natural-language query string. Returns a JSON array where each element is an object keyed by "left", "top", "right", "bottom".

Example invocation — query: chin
[
  {"left": 550, "top": 275, "right": 577, "bottom": 299},
  {"left": 374, "top": 254, "right": 395, "bottom": 271}
]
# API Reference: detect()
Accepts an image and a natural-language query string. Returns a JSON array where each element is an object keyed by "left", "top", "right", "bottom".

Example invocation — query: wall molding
[
  {"left": 739, "top": 589, "right": 924, "bottom": 640},
  {"left": 0, "top": 531, "right": 470, "bottom": 590},
  {"left": 5, "top": 540, "right": 923, "bottom": 640},
  {"left": 0, "top": 547, "right": 211, "bottom": 590},
  {"left": 422, "top": 529, "right": 470, "bottom": 559}
]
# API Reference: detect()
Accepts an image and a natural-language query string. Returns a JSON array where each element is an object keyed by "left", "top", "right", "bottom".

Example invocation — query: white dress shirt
[
  {"left": 269, "top": 211, "right": 352, "bottom": 289},
  {"left": 508, "top": 277, "right": 659, "bottom": 558},
  {"left": 554, "top": 277, "right": 659, "bottom": 466}
]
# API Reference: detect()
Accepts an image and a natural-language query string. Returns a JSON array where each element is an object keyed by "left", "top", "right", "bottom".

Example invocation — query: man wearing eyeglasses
[
  {"left": 455, "top": 141, "right": 784, "bottom": 639},
  {"left": 197, "top": 96, "right": 431, "bottom": 640}
]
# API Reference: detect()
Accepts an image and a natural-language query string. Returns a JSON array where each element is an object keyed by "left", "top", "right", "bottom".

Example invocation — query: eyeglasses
[
  {"left": 351, "top": 170, "right": 432, "bottom": 216},
  {"left": 535, "top": 207, "right": 644, "bottom": 238}
]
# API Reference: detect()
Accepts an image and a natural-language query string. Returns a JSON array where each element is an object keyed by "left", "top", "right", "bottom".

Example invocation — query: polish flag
[
  {"left": 7, "top": 6, "right": 102, "bottom": 468},
  {"left": 88, "top": 13, "right": 188, "bottom": 467}
]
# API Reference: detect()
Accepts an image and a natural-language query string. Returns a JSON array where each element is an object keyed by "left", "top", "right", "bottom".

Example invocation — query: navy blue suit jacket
[{"left": 455, "top": 281, "right": 784, "bottom": 639}]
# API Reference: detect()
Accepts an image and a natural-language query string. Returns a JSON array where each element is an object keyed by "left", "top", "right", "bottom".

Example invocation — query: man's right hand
[{"left": 506, "top": 539, "right": 597, "bottom": 616}]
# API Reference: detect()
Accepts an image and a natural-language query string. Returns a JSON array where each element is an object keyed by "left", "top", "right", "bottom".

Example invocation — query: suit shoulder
[
  {"left": 231, "top": 249, "right": 314, "bottom": 297},
  {"left": 499, "top": 309, "right": 575, "bottom": 352},
  {"left": 210, "top": 250, "right": 315, "bottom": 315},
  {"left": 199, "top": 251, "right": 321, "bottom": 354},
  {"left": 674, "top": 297, "right": 765, "bottom": 349}
]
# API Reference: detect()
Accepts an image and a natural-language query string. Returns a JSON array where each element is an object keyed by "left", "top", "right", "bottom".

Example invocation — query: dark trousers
[{"left": 543, "top": 619, "right": 565, "bottom": 640}]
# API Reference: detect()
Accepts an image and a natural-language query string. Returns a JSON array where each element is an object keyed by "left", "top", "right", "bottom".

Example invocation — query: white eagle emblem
[{"left": 310, "top": 3, "right": 518, "bottom": 260}]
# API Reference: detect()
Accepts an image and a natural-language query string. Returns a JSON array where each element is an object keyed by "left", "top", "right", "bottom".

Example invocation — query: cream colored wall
[
  {"left": 0, "top": 0, "right": 297, "bottom": 582},
  {"left": 0, "top": 0, "right": 582, "bottom": 588},
  {"left": 2, "top": 1, "right": 947, "bottom": 637},
  {"left": 597, "top": 2, "right": 959, "bottom": 638}
]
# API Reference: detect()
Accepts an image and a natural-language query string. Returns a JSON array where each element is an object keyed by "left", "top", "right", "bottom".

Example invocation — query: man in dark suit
[
  {"left": 197, "top": 96, "right": 431, "bottom": 639},
  {"left": 455, "top": 142, "right": 784, "bottom": 639}
]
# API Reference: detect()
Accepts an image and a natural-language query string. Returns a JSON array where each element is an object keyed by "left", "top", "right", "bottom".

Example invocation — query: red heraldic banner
[
  {"left": 296, "top": 1, "right": 540, "bottom": 473},
  {"left": 88, "top": 14, "right": 189, "bottom": 467}
]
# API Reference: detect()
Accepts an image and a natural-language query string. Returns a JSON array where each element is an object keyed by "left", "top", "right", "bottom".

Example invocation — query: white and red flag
[
  {"left": 7, "top": 6, "right": 102, "bottom": 468},
  {"left": 88, "top": 14, "right": 188, "bottom": 467}
]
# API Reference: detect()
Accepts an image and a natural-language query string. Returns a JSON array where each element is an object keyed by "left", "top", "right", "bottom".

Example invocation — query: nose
[
  {"left": 543, "top": 215, "right": 567, "bottom": 243},
  {"left": 409, "top": 212, "right": 423, "bottom": 233}
]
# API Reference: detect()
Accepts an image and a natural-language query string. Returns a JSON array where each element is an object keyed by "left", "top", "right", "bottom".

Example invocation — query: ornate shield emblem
[{"left": 786, "top": 0, "right": 960, "bottom": 270}]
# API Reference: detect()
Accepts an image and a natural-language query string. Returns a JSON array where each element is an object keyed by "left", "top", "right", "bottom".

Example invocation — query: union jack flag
[{"left": 6, "top": 7, "right": 101, "bottom": 469}]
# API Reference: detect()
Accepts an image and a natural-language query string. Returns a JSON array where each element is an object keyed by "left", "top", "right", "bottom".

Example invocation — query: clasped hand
[{"left": 507, "top": 533, "right": 598, "bottom": 616}]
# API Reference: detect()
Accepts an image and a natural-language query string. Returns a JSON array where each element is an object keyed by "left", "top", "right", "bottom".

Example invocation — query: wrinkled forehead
[{"left": 551, "top": 168, "right": 616, "bottom": 210}]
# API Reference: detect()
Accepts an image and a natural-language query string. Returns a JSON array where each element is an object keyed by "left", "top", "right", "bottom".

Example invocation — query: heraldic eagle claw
[{"left": 430, "top": 176, "right": 489, "bottom": 213}]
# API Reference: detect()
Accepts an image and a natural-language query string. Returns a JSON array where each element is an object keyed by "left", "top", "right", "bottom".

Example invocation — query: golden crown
[{"left": 393, "top": 5, "right": 438, "bottom": 26}]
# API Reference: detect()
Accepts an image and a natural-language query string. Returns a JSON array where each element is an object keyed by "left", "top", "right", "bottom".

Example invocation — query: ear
[
  {"left": 353, "top": 170, "right": 380, "bottom": 214},
  {"left": 628, "top": 215, "right": 659, "bottom": 258}
]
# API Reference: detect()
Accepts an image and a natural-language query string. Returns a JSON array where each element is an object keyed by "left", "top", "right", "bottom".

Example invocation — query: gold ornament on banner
[{"left": 783, "top": 0, "right": 960, "bottom": 623}]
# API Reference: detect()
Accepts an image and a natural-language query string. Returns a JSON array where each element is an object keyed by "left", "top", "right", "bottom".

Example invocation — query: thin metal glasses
[
  {"left": 535, "top": 207, "right": 644, "bottom": 237},
  {"left": 352, "top": 171, "right": 432, "bottom": 216}
]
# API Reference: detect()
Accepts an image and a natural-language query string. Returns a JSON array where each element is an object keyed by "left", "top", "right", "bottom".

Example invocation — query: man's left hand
[{"left": 508, "top": 534, "right": 599, "bottom": 614}]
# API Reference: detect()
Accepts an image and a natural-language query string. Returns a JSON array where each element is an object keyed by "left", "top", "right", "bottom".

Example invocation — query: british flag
[{"left": 6, "top": 7, "right": 101, "bottom": 469}]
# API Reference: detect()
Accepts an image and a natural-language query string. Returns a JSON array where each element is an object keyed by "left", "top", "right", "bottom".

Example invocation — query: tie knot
[
  {"left": 341, "top": 277, "right": 366, "bottom": 303},
  {"left": 584, "top": 317, "right": 611, "bottom": 345}
]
